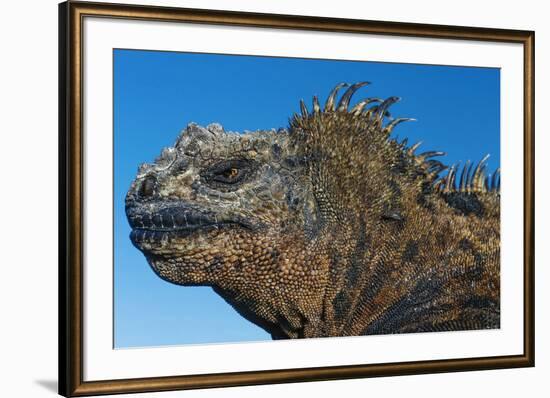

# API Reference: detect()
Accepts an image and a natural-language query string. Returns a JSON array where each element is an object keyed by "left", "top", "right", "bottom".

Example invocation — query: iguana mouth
[
  {"left": 127, "top": 205, "right": 254, "bottom": 245},
  {"left": 129, "top": 224, "right": 242, "bottom": 244}
]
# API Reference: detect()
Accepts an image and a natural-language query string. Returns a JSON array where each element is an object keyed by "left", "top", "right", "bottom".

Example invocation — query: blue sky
[{"left": 114, "top": 49, "right": 500, "bottom": 348}]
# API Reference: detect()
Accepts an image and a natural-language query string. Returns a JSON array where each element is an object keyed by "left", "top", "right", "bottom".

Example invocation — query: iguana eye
[
  {"left": 213, "top": 166, "right": 242, "bottom": 183},
  {"left": 203, "top": 159, "right": 256, "bottom": 187}
]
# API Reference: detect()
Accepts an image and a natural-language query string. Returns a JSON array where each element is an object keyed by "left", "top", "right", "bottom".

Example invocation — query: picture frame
[{"left": 59, "top": 1, "right": 535, "bottom": 396}]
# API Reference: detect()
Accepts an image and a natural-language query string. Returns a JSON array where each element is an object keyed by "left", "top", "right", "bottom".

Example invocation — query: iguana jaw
[
  {"left": 125, "top": 200, "right": 269, "bottom": 287},
  {"left": 126, "top": 203, "right": 257, "bottom": 255}
]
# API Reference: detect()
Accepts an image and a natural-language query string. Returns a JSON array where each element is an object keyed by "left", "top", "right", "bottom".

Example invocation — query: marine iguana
[{"left": 126, "top": 82, "right": 500, "bottom": 340}]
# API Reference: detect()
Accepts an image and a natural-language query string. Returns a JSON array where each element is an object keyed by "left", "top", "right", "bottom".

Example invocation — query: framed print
[{"left": 59, "top": 1, "right": 535, "bottom": 396}]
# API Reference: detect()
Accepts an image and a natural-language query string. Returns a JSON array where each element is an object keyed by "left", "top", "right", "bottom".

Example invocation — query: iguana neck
[{"left": 209, "top": 229, "right": 331, "bottom": 340}]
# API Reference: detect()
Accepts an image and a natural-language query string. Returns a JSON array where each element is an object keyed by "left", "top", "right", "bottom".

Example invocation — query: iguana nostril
[{"left": 139, "top": 175, "right": 156, "bottom": 198}]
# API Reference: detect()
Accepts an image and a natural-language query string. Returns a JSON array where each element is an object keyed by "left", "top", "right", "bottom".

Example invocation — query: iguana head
[
  {"left": 126, "top": 119, "right": 330, "bottom": 337},
  {"left": 127, "top": 121, "right": 308, "bottom": 278}
]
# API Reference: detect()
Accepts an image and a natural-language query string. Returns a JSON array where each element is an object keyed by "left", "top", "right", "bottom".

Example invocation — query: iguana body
[{"left": 126, "top": 82, "right": 500, "bottom": 339}]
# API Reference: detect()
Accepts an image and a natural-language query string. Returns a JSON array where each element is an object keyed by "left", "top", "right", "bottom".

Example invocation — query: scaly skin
[{"left": 125, "top": 82, "right": 500, "bottom": 339}]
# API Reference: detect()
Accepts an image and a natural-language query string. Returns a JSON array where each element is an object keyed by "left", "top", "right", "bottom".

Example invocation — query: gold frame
[{"left": 59, "top": 1, "right": 535, "bottom": 396}]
